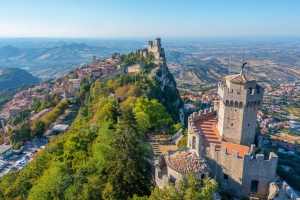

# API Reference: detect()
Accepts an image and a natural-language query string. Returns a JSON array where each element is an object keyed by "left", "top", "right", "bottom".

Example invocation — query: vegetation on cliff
[{"left": 0, "top": 53, "right": 217, "bottom": 199}]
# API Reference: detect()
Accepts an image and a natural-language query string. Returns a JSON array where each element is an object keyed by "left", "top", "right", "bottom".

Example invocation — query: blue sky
[{"left": 0, "top": 0, "right": 299, "bottom": 38}]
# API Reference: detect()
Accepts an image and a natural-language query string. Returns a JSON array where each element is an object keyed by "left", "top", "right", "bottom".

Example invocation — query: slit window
[{"left": 223, "top": 173, "right": 229, "bottom": 180}]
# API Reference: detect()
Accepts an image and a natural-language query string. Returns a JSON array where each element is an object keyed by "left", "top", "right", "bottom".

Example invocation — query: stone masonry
[{"left": 187, "top": 67, "right": 278, "bottom": 199}]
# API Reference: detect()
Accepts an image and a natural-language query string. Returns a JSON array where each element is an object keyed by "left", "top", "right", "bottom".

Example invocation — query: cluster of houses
[
  {"left": 263, "top": 83, "right": 300, "bottom": 113},
  {"left": 1, "top": 84, "right": 50, "bottom": 119},
  {"left": 48, "top": 53, "right": 123, "bottom": 98},
  {"left": 257, "top": 112, "right": 290, "bottom": 133},
  {"left": 258, "top": 83, "right": 300, "bottom": 155},
  {"left": 180, "top": 87, "right": 219, "bottom": 113},
  {"left": 0, "top": 50, "right": 147, "bottom": 128}
]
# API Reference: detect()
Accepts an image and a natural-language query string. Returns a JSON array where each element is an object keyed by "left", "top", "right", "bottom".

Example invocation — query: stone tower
[
  {"left": 217, "top": 64, "right": 263, "bottom": 146},
  {"left": 154, "top": 37, "right": 161, "bottom": 52},
  {"left": 148, "top": 41, "right": 153, "bottom": 50}
]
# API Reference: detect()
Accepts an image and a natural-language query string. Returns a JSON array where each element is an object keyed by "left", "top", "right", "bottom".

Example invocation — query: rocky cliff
[{"left": 152, "top": 61, "right": 184, "bottom": 124}]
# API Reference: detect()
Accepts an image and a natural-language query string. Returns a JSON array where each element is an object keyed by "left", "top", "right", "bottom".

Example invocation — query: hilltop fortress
[
  {"left": 155, "top": 66, "right": 279, "bottom": 199},
  {"left": 136, "top": 37, "right": 165, "bottom": 60}
]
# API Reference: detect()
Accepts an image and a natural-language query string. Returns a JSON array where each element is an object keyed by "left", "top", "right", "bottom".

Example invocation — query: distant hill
[
  {"left": 0, "top": 45, "right": 23, "bottom": 59},
  {"left": 0, "top": 68, "right": 40, "bottom": 92}
]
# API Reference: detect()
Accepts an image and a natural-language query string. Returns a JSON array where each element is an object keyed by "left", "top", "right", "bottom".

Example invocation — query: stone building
[
  {"left": 187, "top": 65, "right": 278, "bottom": 199},
  {"left": 148, "top": 37, "right": 164, "bottom": 59},
  {"left": 155, "top": 142, "right": 210, "bottom": 189}
]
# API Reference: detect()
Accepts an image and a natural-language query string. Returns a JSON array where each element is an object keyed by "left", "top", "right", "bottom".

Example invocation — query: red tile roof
[{"left": 165, "top": 149, "right": 210, "bottom": 174}]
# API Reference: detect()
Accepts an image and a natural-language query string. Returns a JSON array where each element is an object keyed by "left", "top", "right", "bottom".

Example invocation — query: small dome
[{"left": 165, "top": 148, "right": 210, "bottom": 174}]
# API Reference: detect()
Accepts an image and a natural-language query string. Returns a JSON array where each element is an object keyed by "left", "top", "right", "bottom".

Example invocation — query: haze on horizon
[{"left": 0, "top": 0, "right": 299, "bottom": 39}]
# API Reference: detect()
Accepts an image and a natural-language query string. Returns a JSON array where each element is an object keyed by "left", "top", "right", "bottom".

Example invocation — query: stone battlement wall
[
  {"left": 187, "top": 107, "right": 216, "bottom": 156},
  {"left": 242, "top": 152, "right": 278, "bottom": 198},
  {"left": 207, "top": 143, "right": 278, "bottom": 199},
  {"left": 206, "top": 143, "right": 245, "bottom": 196},
  {"left": 218, "top": 82, "right": 263, "bottom": 104},
  {"left": 188, "top": 107, "right": 216, "bottom": 137}
]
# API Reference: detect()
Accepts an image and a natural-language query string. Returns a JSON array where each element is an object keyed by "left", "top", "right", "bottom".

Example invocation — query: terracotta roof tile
[{"left": 165, "top": 149, "right": 210, "bottom": 174}]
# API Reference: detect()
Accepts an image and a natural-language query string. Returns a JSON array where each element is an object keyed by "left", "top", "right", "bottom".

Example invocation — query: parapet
[
  {"left": 188, "top": 107, "right": 216, "bottom": 138},
  {"left": 244, "top": 151, "right": 278, "bottom": 163},
  {"left": 208, "top": 142, "right": 249, "bottom": 159},
  {"left": 218, "top": 82, "right": 263, "bottom": 103}
]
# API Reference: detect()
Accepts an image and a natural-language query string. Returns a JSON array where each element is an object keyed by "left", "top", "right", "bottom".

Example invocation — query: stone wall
[
  {"left": 154, "top": 155, "right": 170, "bottom": 189},
  {"left": 99, "top": 65, "right": 125, "bottom": 81},
  {"left": 207, "top": 143, "right": 245, "bottom": 196},
  {"left": 167, "top": 165, "right": 186, "bottom": 183},
  {"left": 217, "top": 82, "right": 264, "bottom": 145},
  {"left": 242, "top": 153, "right": 278, "bottom": 199},
  {"left": 125, "top": 62, "right": 143, "bottom": 73},
  {"left": 170, "top": 128, "right": 183, "bottom": 145},
  {"left": 188, "top": 107, "right": 216, "bottom": 156},
  {"left": 206, "top": 143, "right": 278, "bottom": 199}
]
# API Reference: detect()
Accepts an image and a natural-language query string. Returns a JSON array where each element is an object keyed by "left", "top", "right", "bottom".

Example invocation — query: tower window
[
  {"left": 223, "top": 173, "right": 229, "bottom": 180},
  {"left": 248, "top": 124, "right": 250, "bottom": 126},
  {"left": 250, "top": 180, "right": 259, "bottom": 192},
  {"left": 249, "top": 87, "right": 253, "bottom": 94},
  {"left": 231, "top": 123, "right": 233, "bottom": 126}
]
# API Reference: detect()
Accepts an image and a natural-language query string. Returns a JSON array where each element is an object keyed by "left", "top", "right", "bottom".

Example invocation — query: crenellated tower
[{"left": 217, "top": 64, "right": 263, "bottom": 146}]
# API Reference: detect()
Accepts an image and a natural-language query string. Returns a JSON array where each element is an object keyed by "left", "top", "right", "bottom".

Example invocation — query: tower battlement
[
  {"left": 244, "top": 152, "right": 278, "bottom": 163},
  {"left": 218, "top": 82, "right": 263, "bottom": 105},
  {"left": 208, "top": 143, "right": 245, "bottom": 160}
]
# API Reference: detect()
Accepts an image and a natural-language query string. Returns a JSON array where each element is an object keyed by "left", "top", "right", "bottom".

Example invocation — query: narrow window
[
  {"left": 223, "top": 173, "right": 229, "bottom": 180},
  {"left": 251, "top": 180, "right": 259, "bottom": 192}
]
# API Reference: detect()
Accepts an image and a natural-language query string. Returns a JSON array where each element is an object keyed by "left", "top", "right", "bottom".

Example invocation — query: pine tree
[{"left": 103, "top": 106, "right": 151, "bottom": 199}]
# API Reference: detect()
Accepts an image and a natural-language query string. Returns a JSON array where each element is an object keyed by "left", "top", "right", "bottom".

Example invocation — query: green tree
[
  {"left": 28, "top": 162, "right": 73, "bottom": 200},
  {"left": 31, "top": 120, "right": 46, "bottom": 137},
  {"left": 104, "top": 106, "right": 151, "bottom": 199},
  {"left": 13, "top": 142, "right": 21, "bottom": 150},
  {"left": 135, "top": 111, "right": 151, "bottom": 135},
  {"left": 133, "top": 98, "right": 173, "bottom": 129}
]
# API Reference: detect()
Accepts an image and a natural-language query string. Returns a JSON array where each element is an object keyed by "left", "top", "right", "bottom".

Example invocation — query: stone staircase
[{"left": 195, "top": 115, "right": 221, "bottom": 148}]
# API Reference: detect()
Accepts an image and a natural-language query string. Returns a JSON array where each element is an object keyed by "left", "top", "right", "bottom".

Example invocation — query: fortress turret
[
  {"left": 155, "top": 37, "right": 161, "bottom": 52},
  {"left": 147, "top": 37, "right": 164, "bottom": 60},
  {"left": 217, "top": 64, "right": 263, "bottom": 145},
  {"left": 148, "top": 41, "right": 153, "bottom": 50}
]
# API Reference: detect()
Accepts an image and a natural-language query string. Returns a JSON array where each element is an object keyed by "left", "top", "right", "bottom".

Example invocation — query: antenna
[
  {"left": 229, "top": 43, "right": 232, "bottom": 75},
  {"left": 242, "top": 49, "right": 245, "bottom": 65},
  {"left": 248, "top": 53, "right": 250, "bottom": 71}
]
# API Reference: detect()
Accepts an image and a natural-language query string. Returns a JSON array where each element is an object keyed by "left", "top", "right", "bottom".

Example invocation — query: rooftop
[
  {"left": 225, "top": 73, "right": 256, "bottom": 84},
  {"left": 0, "top": 145, "right": 13, "bottom": 154},
  {"left": 194, "top": 115, "right": 250, "bottom": 158},
  {"left": 165, "top": 148, "right": 210, "bottom": 174},
  {"left": 51, "top": 124, "right": 69, "bottom": 132}
]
